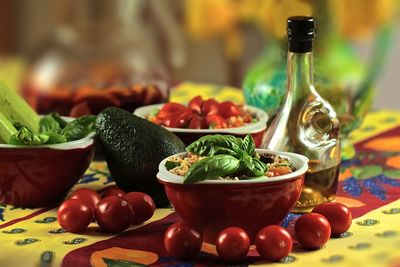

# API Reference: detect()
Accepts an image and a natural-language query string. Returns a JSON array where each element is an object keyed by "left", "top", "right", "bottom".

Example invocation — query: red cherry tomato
[
  {"left": 173, "top": 109, "right": 194, "bottom": 128},
  {"left": 57, "top": 199, "right": 92, "bottom": 233},
  {"left": 188, "top": 114, "right": 205, "bottom": 129},
  {"left": 295, "top": 213, "right": 331, "bottom": 250},
  {"left": 218, "top": 101, "right": 241, "bottom": 119},
  {"left": 202, "top": 98, "right": 219, "bottom": 116},
  {"left": 188, "top": 96, "right": 203, "bottom": 114},
  {"left": 157, "top": 103, "right": 186, "bottom": 119},
  {"left": 312, "top": 202, "right": 352, "bottom": 237},
  {"left": 216, "top": 227, "right": 250, "bottom": 262},
  {"left": 205, "top": 114, "right": 227, "bottom": 129},
  {"left": 124, "top": 192, "right": 156, "bottom": 225},
  {"left": 95, "top": 196, "right": 134, "bottom": 233},
  {"left": 164, "top": 221, "right": 202, "bottom": 260},
  {"left": 69, "top": 188, "right": 101, "bottom": 212},
  {"left": 255, "top": 225, "right": 293, "bottom": 261},
  {"left": 102, "top": 185, "right": 125, "bottom": 198}
]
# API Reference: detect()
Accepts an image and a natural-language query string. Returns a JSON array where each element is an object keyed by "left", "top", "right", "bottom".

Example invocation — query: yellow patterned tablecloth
[{"left": 0, "top": 83, "right": 400, "bottom": 267}]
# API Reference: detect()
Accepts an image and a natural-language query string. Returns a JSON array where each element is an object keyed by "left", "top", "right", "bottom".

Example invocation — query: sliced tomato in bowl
[
  {"left": 188, "top": 96, "right": 203, "bottom": 114},
  {"left": 218, "top": 101, "right": 241, "bottom": 119},
  {"left": 205, "top": 114, "right": 227, "bottom": 129},
  {"left": 202, "top": 99, "right": 219, "bottom": 116}
]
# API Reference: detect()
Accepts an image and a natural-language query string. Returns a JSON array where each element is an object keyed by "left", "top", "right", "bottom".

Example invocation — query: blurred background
[{"left": 0, "top": 0, "right": 398, "bottom": 134}]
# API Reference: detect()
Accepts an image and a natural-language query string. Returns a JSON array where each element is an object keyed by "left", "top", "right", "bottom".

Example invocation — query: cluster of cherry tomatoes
[
  {"left": 148, "top": 96, "right": 254, "bottom": 129},
  {"left": 164, "top": 202, "right": 352, "bottom": 262},
  {"left": 57, "top": 186, "right": 156, "bottom": 233}
]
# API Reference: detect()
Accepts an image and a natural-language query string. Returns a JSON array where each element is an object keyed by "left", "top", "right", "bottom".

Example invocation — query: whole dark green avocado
[{"left": 96, "top": 107, "right": 186, "bottom": 207}]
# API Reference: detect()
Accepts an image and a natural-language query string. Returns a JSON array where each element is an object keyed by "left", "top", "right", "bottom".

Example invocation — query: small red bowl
[
  {"left": 157, "top": 149, "right": 308, "bottom": 244},
  {"left": 134, "top": 104, "right": 268, "bottom": 147},
  {"left": 0, "top": 131, "right": 94, "bottom": 208}
]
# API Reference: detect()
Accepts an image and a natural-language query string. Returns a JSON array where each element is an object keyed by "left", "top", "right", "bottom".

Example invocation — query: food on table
[
  {"left": 102, "top": 185, "right": 126, "bottom": 198},
  {"left": 57, "top": 199, "right": 93, "bottom": 233},
  {"left": 124, "top": 192, "right": 156, "bottom": 225},
  {"left": 95, "top": 196, "right": 134, "bottom": 233},
  {"left": 164, "top": 221, "right": 202, "bottom": 260},
  {"left": 0, "top": 82, "right": 96, "bottom": 145},
  {"left": 295, "top": 213, "right": 331, "bottom": 250},
  {"left": 255, "top": 225, "right": 293, "bottom": 261},
  {"left": 312, "top": 202, "right": 352, "bottom": 237},
  {"left": 0, "top": 81, "right": 40, "bottom": 132},
  {"left": 69, "top": 188, "right": 101, "bottom": 212},
  {"left": 165, "top": 134, "right": 295, "bottom": 183},
  {"left": 58, "top": 186, "right": 156, "bottom": 233},
  {"left": 216, "top": 227, "right": 250, "bottom": 262},
  {"left": 96, "top": 107, "right": 185, "bottom": 207},
  {"left": 24, "top": 81, "right": 168, "bottom": 117},
  {"left": 147, "top": 95, "right": 257, "bottom": 129}
]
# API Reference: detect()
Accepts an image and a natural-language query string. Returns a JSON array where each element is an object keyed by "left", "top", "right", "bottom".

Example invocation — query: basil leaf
[
  {"left": 62, "top": 115, "right": 96, "bottom": 141},
  {"left": 165, "top": 161, "right": 180, "bottom": 170},
  {"left": 46, "top": 132, "right": 67, "bottom": 144},
  {"left": 49, "top": 112, "right": 68, "bottom": 128},
  {"left": 238, "top": 155, "right": 267, "bottom": 177},
  {"left": 186, "top": 134, "right": 243, "bottom": 157},
  {"left": 9, "top": 127, "right": 49, "bottom": 145},
  {"left": 241, "top": 134, "right": 255, "bottom": 156},
  {"left": 39, "top": 114, "right": 62, "bottom": 133},
  {"left": 184, "top": 155, "right": 240, "bottom": 184}
]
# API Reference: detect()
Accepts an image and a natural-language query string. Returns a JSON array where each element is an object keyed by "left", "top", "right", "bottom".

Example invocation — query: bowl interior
[
  {"left": 157, "top": 149, "right": 309, "bottom": 185},
  {"left": 134, "top": 103, "right": 268, "bottom": 134}
]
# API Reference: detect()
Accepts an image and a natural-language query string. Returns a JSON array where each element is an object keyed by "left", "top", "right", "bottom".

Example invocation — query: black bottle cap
[{"left": 287, "top": 16, "right": 315, "bottom": 53}]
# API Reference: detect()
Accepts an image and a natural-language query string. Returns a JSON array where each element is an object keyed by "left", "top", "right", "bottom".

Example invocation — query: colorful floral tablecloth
[{"left": 1, "top": 83, "right": 400, "bottom": 267}]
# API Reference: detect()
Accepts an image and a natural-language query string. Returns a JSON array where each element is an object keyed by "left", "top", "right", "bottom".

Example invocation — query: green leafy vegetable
[
  {"left": 165, "top": 161, "right": 181, "bottom": 170},
  {"left": 186, "top": 134, "right": 243, "bottom": 157},
  {"left": 182, "top": 134, "right": 268, "bottom": 183},
  {"left": 9, "top": 127, "right": 49, "bottom": 145},
  {"left": 39, "top": 114, "right": 62, "bottom": 133},
  {"left": 62, "top": 115, "right": 96, "bottom": 141},
  {"left": 46, "top": 132, "right": 68, "bottom": 144},
  {"left": 184, "top": 155, "right": 241, "bottom": 184}
]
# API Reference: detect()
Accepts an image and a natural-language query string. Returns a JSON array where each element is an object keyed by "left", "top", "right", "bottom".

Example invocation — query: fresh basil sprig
[
  {"left": 183, "top": 134, "right": 266, "bottom": 183},
  {"left": 9, "top": 114, "right": 96, "bottom": 145},
  {"left": 184, "top": 155, "right": 241, "bottom": 184}
]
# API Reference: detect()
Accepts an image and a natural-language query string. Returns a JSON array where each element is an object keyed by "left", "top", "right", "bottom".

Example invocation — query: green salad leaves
[
  {"left": 9, "top": 113, "right": 96, "bottom": 146},
  {"left": 183, "top": 134, "right": 267, "bottom": 184}
]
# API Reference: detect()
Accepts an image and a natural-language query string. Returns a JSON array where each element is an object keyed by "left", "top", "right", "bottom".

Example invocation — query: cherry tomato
[
  {"left": 95, "top": 196, "right": 134, "bottom": 233},
  {"left": 216, "top": 227, "right": 250, "bottom": 262},
  {"left": 312, "top": 202, "right": 352, "bottom": 237},
  {"left": 157, "top": 103, "right": 186, "bottom": 119},
  {"left": 124, "top": 192, "right": 156, "bottom": 225},
  {"left": 218, "top": 101, "right": 241, "bottom": 119},
  {"left": 201, "top": 98, "right": 219, "bottom": 116},
  {"left": 205, "top": 114, "right": 227, "bottom": 129},
  {"left": 57, "top": 199, "right": 92, "bottom": 233},
  {"left": 164, "top": 221, "right": 202, "bottom": 259},
  {"left": 188, "top": 114, "right": 205, "bottom": 129},
  {"left": 172, "top": 109, "right": 193, "bottom": 128},
  {"left": 69, "top": 188, "right": 101, "bottom": 212},
  {"left": 255, "top": 225, "right": 293, "bottom": 261},
  {"left": 102, "top": 185, "right": 125, "bottom": 198},
  {"left": 295, "top": 213, "right": 331, "bottom": 250},
  {"left": 188, "top": 96, "right": 203, "bottom": 114}
]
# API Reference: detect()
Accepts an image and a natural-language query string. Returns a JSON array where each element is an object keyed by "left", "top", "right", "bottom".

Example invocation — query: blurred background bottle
[
  {"left": 263, "top": 17, "right": 341, "bottom": 212},
  {"left": 21, "top": 0, "right": 170, "bottom": 117}
]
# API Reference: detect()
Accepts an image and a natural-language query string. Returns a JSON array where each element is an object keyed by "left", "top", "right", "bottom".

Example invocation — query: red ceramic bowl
[
  {"left": 157, "top": 149, "right": 308, "bottom": 244},
  {"left": 0, "top": 131, "right": 94, "bottom": 208},
  {"left": 134, "top": 104, "right": 268, "bottom": 147}
]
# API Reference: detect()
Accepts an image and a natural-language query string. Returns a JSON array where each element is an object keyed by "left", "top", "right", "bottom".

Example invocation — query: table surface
[{"left": 1, "top": 83, "right": 400, "bottom": 267}]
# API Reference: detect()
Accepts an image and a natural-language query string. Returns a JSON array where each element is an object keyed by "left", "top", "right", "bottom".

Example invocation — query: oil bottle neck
[{"left": 287, "top": 52, "right": 314, "bottom": 98}]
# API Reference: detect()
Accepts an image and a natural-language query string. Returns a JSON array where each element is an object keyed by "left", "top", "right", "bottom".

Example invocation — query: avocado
[{"left": 96, "top": 107, "right": 185, "bottom": 207}]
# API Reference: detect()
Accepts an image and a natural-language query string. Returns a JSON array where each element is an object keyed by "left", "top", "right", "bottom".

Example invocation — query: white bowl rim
[
  {"left": 134, "top": 103, "right": 268, "bottom": 134},
  {"left": 0, "top": 116, "right": 95, "bottom": 150},
  {"left": 157, "top": 149, "right": 309, "bottom": 185}
]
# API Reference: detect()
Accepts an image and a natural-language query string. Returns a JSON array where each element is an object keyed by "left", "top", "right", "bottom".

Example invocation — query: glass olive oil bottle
[{"left": 263, "top": 17, "right": 341, "bottom": 212}]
